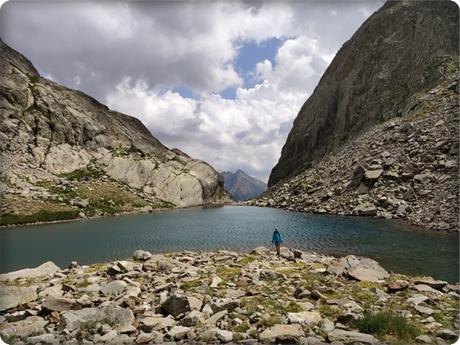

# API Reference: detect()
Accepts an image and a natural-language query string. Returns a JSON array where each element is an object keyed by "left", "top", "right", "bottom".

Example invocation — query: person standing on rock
[{"left": 272, "top": 228, "right": 283, "bottom": 255}]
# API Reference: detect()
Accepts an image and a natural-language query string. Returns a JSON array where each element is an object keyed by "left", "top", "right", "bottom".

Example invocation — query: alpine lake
[{"left": 1, "top": 206, "right": 458, "bottom": 282}]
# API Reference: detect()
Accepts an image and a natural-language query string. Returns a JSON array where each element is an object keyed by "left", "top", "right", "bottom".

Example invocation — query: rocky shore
[{"left": 1, "top": 248, "right": 459, "bottom": 345}]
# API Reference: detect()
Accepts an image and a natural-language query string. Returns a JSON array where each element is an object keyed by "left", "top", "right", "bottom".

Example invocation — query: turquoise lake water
[{"left": 1, "top": 206, "right": 458, "bottom": 282}]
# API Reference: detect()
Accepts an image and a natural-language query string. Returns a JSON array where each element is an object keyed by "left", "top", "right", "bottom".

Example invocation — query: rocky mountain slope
[
  {"left": 0, "top": 40, "right": 227, "bottom": 226},
  {"left": 0, "top": 247, "right": 458, "bottom": 345},
  {"left": 252, "top": 1, "right": 459, "bottom": 232},
  {"left": 222, "top": 170, "right": 266, "bottom": 201},
  {"left": 269, "top": 0, "right": 458, "bottom": 187}
]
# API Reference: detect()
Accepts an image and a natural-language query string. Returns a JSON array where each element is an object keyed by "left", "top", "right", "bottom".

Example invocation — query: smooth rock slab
[
  {"left": 168, "top": 325, "right": 191, "bottom": 340},
  {"left": 42, "top": 294, "right": 75, "bottom": 312},
  {"left": 287, "top": 311, "right": 322, "bottom": 326},
  {"left": 61, "top": 306, "right": 134, "bottom": 332},
  {"left": 259, "top": 324, "right": 305, "bottom": 343},
  {"left": 327, "top": 329, "right": 380, "bottom": 344},
  {"left": 0, "top": 316, "right": 47, "bottom": 338},
  {"left": 413, "top": 279, "right": 448, "bottom": 290},
  {"left": 0, "top": 261, "right": 60, "bottom": 281},
  {"left": 141, "top": 316, "right": 177, "bottom": 331},
  {"left": 0, "top": 286, "right": 37, "bottom": 311},
  {"left": 100, "top": 280, "right": 127, "bottom": 296}
]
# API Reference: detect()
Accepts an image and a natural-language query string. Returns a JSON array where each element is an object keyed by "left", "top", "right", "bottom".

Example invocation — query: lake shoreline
[
  {"left": 0, "top": 201, "right": 238, "bottom": 230},
  {"left": 0, "top": 247, "right": 458, "bottom": 344},
  {"left": 1, "top": 201, "right": 448, "bottom": 236}
]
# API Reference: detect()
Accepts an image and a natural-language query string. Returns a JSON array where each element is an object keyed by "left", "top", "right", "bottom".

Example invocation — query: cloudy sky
[{"left": 0, "top": 0, "right": 385, "bottom": 182}]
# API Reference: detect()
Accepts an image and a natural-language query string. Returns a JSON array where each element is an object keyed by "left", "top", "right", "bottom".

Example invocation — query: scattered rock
[
  {"left": 259, "top": 324, "right": 305, "bottom": 343},
  {"left": 133, "top": 250, "right": 152, "bottom": 261},
  {"left": 0, "top": 286, "right": 37, "bottom": 312}
]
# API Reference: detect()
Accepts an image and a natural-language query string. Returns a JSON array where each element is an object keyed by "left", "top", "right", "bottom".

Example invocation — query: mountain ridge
[
  {"left": 0, "top": 39, "right": 228, "bottom": 225},
  {"left": 269, "top": 0, "right": 459, "bottom": 187},
  {"left": 222, "top": 170, "right": 267, "bottom": 201},
  {"left": 250, "top": 0, "right": 459, "bottom": 232}
]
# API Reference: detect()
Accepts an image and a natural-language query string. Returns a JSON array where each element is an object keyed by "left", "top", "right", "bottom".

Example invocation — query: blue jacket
[{"left": 272, "top": 231, "right": 282, "bottom": 244}]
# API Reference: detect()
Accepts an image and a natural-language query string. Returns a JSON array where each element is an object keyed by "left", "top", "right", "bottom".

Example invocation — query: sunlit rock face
[{"left": 0, "top": 39, "right": 227, "bottom": 222}]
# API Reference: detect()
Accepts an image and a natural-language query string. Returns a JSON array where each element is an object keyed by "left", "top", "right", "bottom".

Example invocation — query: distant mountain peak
[{"left": 222, "top": 170, "right": 267, "bottom": 201}]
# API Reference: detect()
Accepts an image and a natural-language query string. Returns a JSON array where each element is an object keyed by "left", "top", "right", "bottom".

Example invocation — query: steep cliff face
[
  {"left": 0, "top": 40, "right": 227, "bottom": 225},
  {"left": 269, "top": 0, "right": 459, "bottom": 187},
  {"left": 222, "top": 170, "right": 267, "bottom": 201},
  {"left": 252, "top": 0, "right": 459, "bottom": 232}
]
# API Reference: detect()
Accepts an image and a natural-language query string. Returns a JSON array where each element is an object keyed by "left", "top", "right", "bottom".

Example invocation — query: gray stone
[
  {"left": 353, "top": 203, "right": 377, "bottom": 216},
  {"left": 0, "top": 261, "right": 60, "bottom": 281},
  {"left": 287, "top": 311, "right": 322, "bottom": 326},
  {"left": 133, "top": 250, "right": 152, "bottom": 261},
  {"left": 61, "top": 306, "right": 134, "bottom": 332},
  {"left": 0, "top": 316, "right": 47, "bottom": 338},
  {"left": 413, "top": 279, "right": 448, "bottom": 290},
  {"left": 437, "top": 329, "right": 458, "bottom": 341},
  {"left": 415, "top": 335, "right": 433, "bottom": 343},
  {"left": 162, "top": 294, "right": 190, "bottom": 317},
  {"left": 259, "top": 324, "right": 305, "bottom": 343},
  {"left": 141, "top": 316, "right": 176, "bottom": 331},
  {"left": 210, "top": 276, "right": 223, "bottom": 288},
  {"left": 42, "top": 295, "right": 75, "bottom": 312},
  {"left": 168, "top": 326, "right": 191, "bottom": 340},
  {"left": 100, "top": 280, "right": 127, "bottom": 296},
  {"left": 327, "top": 329, "right": 380, "bottom": 344},
  {"left": 215, "top": 328, "right": 233, "bottom": 343},
  {"left": 0, "top": 286, "right": 37, "bottom": 312},
  {"left": 203, "top": 310, "right": 227, "bottom": 326}
]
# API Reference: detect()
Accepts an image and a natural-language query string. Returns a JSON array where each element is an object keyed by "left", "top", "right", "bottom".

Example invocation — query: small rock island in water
[{"left": 0, "top": 248, "right": 459, "bottom": 345}]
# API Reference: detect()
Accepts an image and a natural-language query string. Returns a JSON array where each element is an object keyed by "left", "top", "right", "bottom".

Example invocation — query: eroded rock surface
[{"left": 0, "top": 40, "right": 228, "bottom": 225}]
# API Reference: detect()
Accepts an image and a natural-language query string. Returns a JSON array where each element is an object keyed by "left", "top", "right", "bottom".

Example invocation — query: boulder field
[{"left": 0, "top": 248, "right": 458, "bottom": 344}]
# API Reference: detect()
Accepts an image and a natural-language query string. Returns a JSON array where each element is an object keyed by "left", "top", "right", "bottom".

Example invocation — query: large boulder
[
  {"left": 259, "top": 324, "right": 305, "bottom": 343},
  {"left": 0, "top": 261, "right": 60, "bottom": 281},
  {"left": 327, "top": 255, "right": 389, "bottom": 282},
  {"left": 42, "top": 295, "right": 75, "bottom": 312},
  {"left": 61, "top": 306, "right": 134, "bottom": 332},
  {"left": 0, "top": 286, "right": 37, "bottom": 311},
  {"left": 161, "top": 294, "right": 190, "bottom": 317},
  {"left": 287, "top": 311, "right": 322, "bottom": 326},
  {"left": 0, "top": 316, "right": 47, "bottom": 339}
]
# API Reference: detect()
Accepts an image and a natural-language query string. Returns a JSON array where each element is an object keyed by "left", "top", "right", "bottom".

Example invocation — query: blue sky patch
[{"left": 217, "top": 37, "right": 285, "bottom": 100}]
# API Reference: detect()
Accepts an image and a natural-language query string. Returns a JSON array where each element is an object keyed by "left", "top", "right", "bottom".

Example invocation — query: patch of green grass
[
  {"left": 80, "top": 318, "right": 115, "bottom": 334},
  {"left": 30, "top": 75, "right": 40, "bottom": 83},
  {"left": 241, "top": 297, "right": 259, "bottom": 314},
  {"left": 181, "top": 279, "right": 202, "bottom": 291},
  {"left": 233, "top": 322, "right": 250, "bottom": 333},
  {"left": 257, "top": 316, "right": 282, "bottom": 328},
  {"left": 84, "top": 263, "right": 107, "bottom": 273},
  {"left": 284, "top": 301, "right": 302, "bottom": 313},
  {"left": 216, "top": 266, "right": 241, "bottom": 281},
  {"left": 354, "top": 310, "right": 420, "bottom": 341},
  {"left": 0, "top": 209, "right": 80, "bottom": 226},
  {"left": 238, "top": 254, "right": 257, "bottom": 265},
  {"left": 233, "top": 332, "right": 245, "bottom": 342},
  {"left": 75, "top": 279, "right": 91, "bottom": 289},
  {"left": 318, "top": 303, "right": 341, "bottom": 318},
  {"left": 61, "top": 166, "right": 104, "bottom": 182},
  {"left": 3, "top": 277, "right": 36, "bottom": 287}
]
